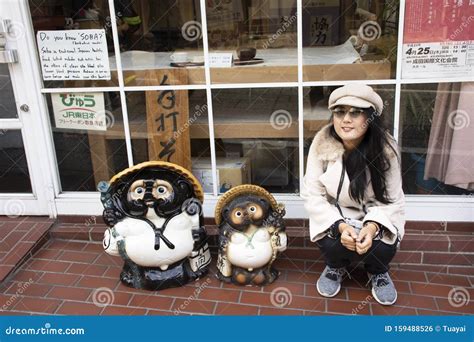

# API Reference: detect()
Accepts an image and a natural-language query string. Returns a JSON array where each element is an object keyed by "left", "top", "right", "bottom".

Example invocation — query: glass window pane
[
  {"left": 46, "top": 92, "right": 128, "bottom": 191},
  {"left": 0, "top": 65, "right": 18, "bottom": 119},
  {"left": 29, "top": 0, "right": 119, "bottom": 88},
  {"left": 212, "top": 88, "right": 299, "bottom": 193},
  {"left": 303, "top": 84, "right": 396, "bottom": 169},
  {"left": 303, "top": 1, "right": 399, "bottom": 81},
  {"left": 0, "top": 130, "right": 32, "bottom": 193},
  {"left": 400, "top": 82, "right": 474, "bottom": 195},
  {"left": 207, "top": 0, "right": 297, "bottom": 84},
  {"left": 126, "top": 89, "right": 212, "bottom": 192},
  {"left": 115, "top": 0, "right": 205, "bottom": 86}
]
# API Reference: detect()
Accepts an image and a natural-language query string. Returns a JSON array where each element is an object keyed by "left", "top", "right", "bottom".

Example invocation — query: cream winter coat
[{"left": 301, "top": 123, "right": 405, "bottom": 245}]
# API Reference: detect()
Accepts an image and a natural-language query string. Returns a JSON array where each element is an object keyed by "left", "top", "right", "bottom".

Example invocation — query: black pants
[{"left": 316, "top": 235, "right": 397, "bottom": 274}]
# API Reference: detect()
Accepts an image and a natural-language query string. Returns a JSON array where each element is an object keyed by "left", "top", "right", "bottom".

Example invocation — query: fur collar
[{"left": 312, "top": 123, "right": 397, "bottom": 161}]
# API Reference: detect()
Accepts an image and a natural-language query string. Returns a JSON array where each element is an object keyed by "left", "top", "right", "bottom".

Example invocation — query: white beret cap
[{"left": 328, "top": 84, "right": 384, "bottom": 114}]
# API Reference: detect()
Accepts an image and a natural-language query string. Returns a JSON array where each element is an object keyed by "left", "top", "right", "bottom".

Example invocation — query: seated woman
[{"left": 301, "top": 84, "right": 405, "bottom": 306}]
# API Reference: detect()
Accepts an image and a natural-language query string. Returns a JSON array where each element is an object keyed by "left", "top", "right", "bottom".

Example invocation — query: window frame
[{"left": 27, "top": 0, "right": 473, "bottom": 221}]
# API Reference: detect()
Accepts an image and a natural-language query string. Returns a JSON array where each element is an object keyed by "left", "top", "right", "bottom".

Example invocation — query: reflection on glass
[
  {"left": 400, "top": 83, "right": 474, "bottom": 195},
  {"left": 0, "top": 65, "right": 18, "bottom": 119},
  {"left": 206, "top": 0, "right": 297, "bottom": 84},
  {"left": 0, "top": 130, "right": 32, "bottom": 193},
  {"left": 303, "top": 84, "right": 395, "bottom": 169},
  {"left": 127, "top": 89, "right": 212, "bottom": 191},
  {"left": 302, "top": 0, "right": 398, "bottom": 81},
  {"left": 212, "top": 88, "right": 299, "bottom": 193},
  {"left": 29, "top": 0, "right": 119, "bottom": 88},
  {"left": 46, "top": 92, "right": 128, "bottom": 191},
  {"left": 114, "top": 0, "right": 205, "bottom": 86}
]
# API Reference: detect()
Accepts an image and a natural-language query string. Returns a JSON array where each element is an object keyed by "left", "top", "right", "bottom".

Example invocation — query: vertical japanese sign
[
  {"left": 145, "top": 69, "right": 191, "bottom": 170},
  {"left": 303, "top": 0, "right": 340, "bottom": 46},
  {"left": 52, "top": 93, "right": 107, "bottom": 131},
  {"left": 402, "top": 0, "right": 474, "bottom": 78}
]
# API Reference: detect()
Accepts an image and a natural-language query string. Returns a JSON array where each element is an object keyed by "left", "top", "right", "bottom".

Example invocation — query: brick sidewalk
[{"left": 1, "top": 237, "right": 472, "bottom": 316}]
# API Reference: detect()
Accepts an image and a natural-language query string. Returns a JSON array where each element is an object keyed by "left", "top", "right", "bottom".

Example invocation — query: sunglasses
[{"left": 331, "top": 107, "right": 366, "bottom": 119}]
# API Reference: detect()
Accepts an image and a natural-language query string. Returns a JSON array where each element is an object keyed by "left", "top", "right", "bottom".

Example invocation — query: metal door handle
[{"left": 0, "top": 19, "right": 18, "bottom": 64}]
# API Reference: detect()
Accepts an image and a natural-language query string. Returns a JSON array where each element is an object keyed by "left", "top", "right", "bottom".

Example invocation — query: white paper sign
[
  {"left": 209, "top": 53, "right": 233, "bottom": 67},
  {"left": 37, "top": 30, "right": 111, "bottom": 80},
  {"left": 402, "top": 41, "right": 474, "bottom": 79},
  {"left": 52, "top": 93, "right": 107, "bottom": 131}
]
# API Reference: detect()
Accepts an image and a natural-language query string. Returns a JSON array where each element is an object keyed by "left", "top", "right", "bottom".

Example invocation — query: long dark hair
[{"left": 330, "top": 108, "right": 399, "bottom": 205}]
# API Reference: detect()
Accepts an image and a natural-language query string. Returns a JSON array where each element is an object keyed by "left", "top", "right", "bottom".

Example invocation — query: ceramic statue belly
[{"left": 226, "top": 228, "right": 273, "bottom": 270}]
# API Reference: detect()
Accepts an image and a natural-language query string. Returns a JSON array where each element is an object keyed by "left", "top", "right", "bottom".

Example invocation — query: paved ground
[{"left": 1, "top": 221, "right": 472, "bottom": 315}]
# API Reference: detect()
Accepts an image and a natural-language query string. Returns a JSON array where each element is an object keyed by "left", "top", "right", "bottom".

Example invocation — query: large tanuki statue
[
  {"left": 99, "top": 161, "right": 211, "bottom": 290},
  {"left": 215, "top": 184, "right": 287, "bottom": 286}
]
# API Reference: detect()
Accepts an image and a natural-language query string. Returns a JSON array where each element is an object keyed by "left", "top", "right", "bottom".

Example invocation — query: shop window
[
  {"left": 45, "top": 92, "right": 128, "bottom": 191},
  {"left": 400, "top": 82, "right": 474, "bottom": 195},
  {"left": 29, "top": 0, "right": 119, "bottom": 88},
  {"left": 126, "top": 89, "right": 213, "bottom": 192},
  {"left": 206, "top": 0, "right": 297, "bottom": 84},
  {"left": 0, "top": 131, "right": 32, "bottom": 193},
  {"left": 302, "top": 0, "right": 399, "bottom": 81},
  {"left": 211, "top": 87, "right": 299, "bottom": 194},
  {"left": 115, "top": 0, "right": 206, "bottom": 86}
]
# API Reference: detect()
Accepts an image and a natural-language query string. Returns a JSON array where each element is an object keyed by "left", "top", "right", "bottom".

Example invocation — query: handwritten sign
[
  {"left": 209, "top": 53, "right": 233, "bottom": 67},
  {"left": 52, "top": 92, "right": 106, "bottom": 131},
  {"left": 37, "top": 30, "right": 111, "bottom": 80}
]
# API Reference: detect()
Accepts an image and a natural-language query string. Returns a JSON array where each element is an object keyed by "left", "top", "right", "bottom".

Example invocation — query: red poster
[
  {"left": 404, "top": 0, "right": 474, "bottom": 43},
  {"left": 402, "top": 0, "right": 474, "bottom": 78}
]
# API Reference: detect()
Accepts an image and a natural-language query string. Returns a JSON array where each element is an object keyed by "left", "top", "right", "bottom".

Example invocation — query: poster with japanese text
[
  {"left": 52, "top": 93, "right": 107, "bottom": 131},
  {"left": 402, "top": 0, "right": 474, "bottom": 78}
]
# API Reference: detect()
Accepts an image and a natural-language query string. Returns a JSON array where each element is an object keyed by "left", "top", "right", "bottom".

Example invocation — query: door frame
[{"left": 0, "top": 0, "right": 58, "bottom": 217}]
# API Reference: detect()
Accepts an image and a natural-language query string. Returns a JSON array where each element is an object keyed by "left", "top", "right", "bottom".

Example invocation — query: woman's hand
[
  {"left": 355, "top": 223, "right": 378, "bottom": 255},
  {"left": 339, "top": 223, "right": 358, "bottom": 251}
]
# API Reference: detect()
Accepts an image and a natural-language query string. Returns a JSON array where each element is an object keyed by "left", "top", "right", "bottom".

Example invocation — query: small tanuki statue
[
  {"left": 99, "top": 161, "right": 211, "bottom": 291},
  {"left": 215, "top": 184, "right": 288, "bottom": 286}
]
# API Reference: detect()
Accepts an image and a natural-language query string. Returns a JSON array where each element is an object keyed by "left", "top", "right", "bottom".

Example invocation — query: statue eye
[
  {"left": 235, "top": 211, "right": 242, "bottom": 217},
  {"left": 249, "top": 206, "right": 257, "bottom": 213},
  {"left": 134, "top": 187, "right": 144, "bottom": 195},
  {"left": 157, "top": 186, "right": 167, "bottom": 194}
]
